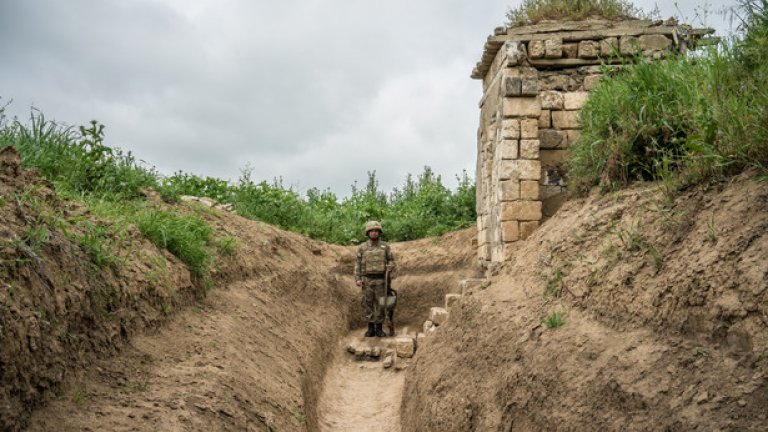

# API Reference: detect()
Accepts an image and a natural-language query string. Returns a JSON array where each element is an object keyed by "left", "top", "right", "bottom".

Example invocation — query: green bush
[
  {"left": 569, "top": 0, "right": 768, "bottom": 194},
  {"left": 507, "top": 0, "right": 643, "bottom": 27}
]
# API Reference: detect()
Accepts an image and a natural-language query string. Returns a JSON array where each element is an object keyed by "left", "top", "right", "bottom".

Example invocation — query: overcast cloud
[{"left": 0, "top": 0, "right": 739, "bottom": 196}]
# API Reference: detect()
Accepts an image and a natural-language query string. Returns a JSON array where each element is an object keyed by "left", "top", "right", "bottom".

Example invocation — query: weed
[
  {"left": 77, "top": 222, "right": 119, "bottom": 269},
  {"left": 215, "top": 235, "right": 238, "bottom": 256},
  {"left": 694, "top": 347, "right": 709, "bottom": 358},
  {"left": 292, "top": 408, "right": 307, "bottom": 423},
  {"left": 22, "top": 225, "right": 50, "bottom": 253},
  {"left": 542, "top": 311, "right": 566, "bottom": 329},
  {"left": 616, "top": 220, "right": 645, "bottom": 252},
  {"left": 706, "top": 212, "right": 718, "bottom": 244},
  {"left": 161, "top": 304, "right": 172, "bottom": 316},
  {"left": 0, "top": 196, "right": 6, "bottom": 208},
  {"left": 71, "top": 390, "right": 88, "bottom": 406},
  {"left": 546, "top": 267, "right": 565, "bottom": 297}
]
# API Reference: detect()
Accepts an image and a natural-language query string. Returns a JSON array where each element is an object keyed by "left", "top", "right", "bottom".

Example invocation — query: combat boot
[
  {"left": 364, "top": 322, "right": 375, "bottom": 337},
  {"left": 374, "top": 323, "right": 386, "bottom": 337}
]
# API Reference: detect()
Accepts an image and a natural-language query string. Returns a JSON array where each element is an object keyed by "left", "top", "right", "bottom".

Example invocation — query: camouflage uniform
[{"left": 354, "top": 239, "right": 395, "bottom": 325}]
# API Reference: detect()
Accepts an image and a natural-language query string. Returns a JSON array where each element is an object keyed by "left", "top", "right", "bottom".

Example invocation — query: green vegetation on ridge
[
  {"left": 0, "top": 106, "right": 477, "bottom": 250},
  {"left": 507, "top": 0, "right": 644, "bottom": 27}
]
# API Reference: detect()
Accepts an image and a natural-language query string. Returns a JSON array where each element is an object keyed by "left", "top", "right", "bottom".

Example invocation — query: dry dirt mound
[{"left": 403, "top": 173, "right": 768, "bottom": 431}]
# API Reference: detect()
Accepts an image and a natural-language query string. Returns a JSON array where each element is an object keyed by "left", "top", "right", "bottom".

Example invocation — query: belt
[{"left": 365, "top": 274, "right": 386, "bottom": 279}]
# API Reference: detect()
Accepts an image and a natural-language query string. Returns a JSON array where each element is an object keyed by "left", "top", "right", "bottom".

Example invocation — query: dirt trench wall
[
  {"left": 402, "top": 173, "right": 768, "bottom": 431},
  {"left": 1, "top": 147, "right": 360, "bottom": 431},
  {"left": 473, "top": 19, "right": 713, "bottom": 264}
]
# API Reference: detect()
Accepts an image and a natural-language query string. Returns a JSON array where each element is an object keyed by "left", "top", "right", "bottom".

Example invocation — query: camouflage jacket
[{"left": 354, "top": 240, "right": 395, "bottom": 279}]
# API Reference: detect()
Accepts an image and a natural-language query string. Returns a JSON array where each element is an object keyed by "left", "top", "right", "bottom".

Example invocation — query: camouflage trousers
[{"left": 362, "top": 276, "right": 386, "bottom": 324}]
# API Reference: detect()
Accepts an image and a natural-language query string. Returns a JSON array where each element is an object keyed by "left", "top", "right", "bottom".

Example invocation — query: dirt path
[{"left": 316, "top": 332, "right": 405, "bottom": 432}]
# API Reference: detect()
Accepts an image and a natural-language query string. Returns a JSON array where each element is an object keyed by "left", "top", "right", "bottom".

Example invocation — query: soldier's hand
[
  {"left": 386, "top": 264, "right": 394, "bottom": 272},
  {"left": 356, "top": 279, "right": 363, "bottom": 287}
]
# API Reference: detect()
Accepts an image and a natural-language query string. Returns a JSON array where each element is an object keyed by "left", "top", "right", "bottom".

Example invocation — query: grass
[
  {"left": 542, "top": 311, "right": 566, "bottom": 328},
  {"left": 546, "top": 266, "right": 565, "bottom": 297},
  {"left": 136, "top": 208, "right": 213, "bottom": 276},
  {"left": 507, "top": 0, "right": 644, "bottom": 27},
  {"left": 76, "top": 221, "right": 120, "bottom": 269},
  {"left": 569, "top": 0, "right": 768, "bottom": 195}
]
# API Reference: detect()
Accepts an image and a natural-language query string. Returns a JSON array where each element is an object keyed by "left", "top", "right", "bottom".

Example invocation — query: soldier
[{"left": 355, "top": 221, "right": 395, "bottom": 337}]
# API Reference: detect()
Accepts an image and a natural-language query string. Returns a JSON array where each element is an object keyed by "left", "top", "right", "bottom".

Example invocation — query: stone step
[
  {"left": 459, "top": 278, "right": 487, "bottom": 295},
  {"left": 346, "top": 334, "right": 417, "bottom": 361},
  {"left": 429, "top": 307, "right": 449, "bottom": 325},
  {"left": 445, "top": 293, "right": 462, "bottom": 310}
]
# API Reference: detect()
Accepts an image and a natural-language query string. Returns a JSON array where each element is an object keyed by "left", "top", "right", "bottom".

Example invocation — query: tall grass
[
  {"left": 0, "top": 105, "right": 476, "bottom": 246},
  {"left": 568, "top": 0, "right": 768, "bottom": 194}
]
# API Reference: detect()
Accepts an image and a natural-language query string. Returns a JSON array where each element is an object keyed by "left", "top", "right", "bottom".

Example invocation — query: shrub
[
  {"left": 507, "top": 0, "right": 643, "bottom": 27},
  {"left": 569, "top": 0, "right": 768, "bottom": 194}
]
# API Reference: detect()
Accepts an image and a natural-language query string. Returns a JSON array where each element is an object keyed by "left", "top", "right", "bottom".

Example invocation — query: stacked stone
[{"left": 472, "top": 19, "right": 713, "bottom": 265}]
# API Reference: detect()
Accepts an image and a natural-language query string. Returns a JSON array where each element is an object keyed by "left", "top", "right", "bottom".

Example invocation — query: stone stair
[{"left": 344, "top": 278, "right": 489, "bottom": 369}]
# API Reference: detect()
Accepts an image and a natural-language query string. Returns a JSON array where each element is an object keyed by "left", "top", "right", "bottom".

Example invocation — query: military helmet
[{"left": 364, "top": 220, "right": 383, "bottom": 235}]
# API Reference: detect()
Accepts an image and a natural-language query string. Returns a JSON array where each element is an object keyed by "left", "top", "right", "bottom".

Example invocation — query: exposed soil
[
  {"left": 316, "top": 332, "right": 405, "bottom": 432},
  {"left": 403, "top": 173, "right": 768, "bottom": 431}
]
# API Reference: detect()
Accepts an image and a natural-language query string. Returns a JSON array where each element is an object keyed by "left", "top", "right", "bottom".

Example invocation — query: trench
[{"left": 315, "top": 332, "right": 406, "bottom": 432}]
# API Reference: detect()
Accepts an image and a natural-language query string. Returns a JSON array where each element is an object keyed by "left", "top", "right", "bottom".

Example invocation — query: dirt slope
[
  {"left": 403, "top": 173, "right": 768, "bottom": 431},
  {"left": 1, "top": 146, "right": 363, "bottom": 431}
]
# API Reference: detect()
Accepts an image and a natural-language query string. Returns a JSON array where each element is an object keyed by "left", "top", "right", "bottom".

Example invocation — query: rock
[
  {"left": 545, "top": 39, "right": 563, "bottom": 58},
  {"left": 551, "top": 110, "right": 580, "bottom": 130},
  {"left": 584, "top": 74, "right": 602, "bottom": 91},
  {"left": 395, "top": 336, "right": 415, "bottom": 358},
  {"left": 346, "top": 344, "right": 356, "bottom": 354},
  {"left": 459, "top": 279, "right": 486, "bottom": 295},
  {"left": 619, "top": 36, "right": 638, "bottom": 55},
  {"left": 562, "top": 43, "right": 578, "bottom": 58},
  {"left": 445, "top": 294, "right": 462, "bottom": 309},
  {"left": 370, "top": 346, "right": 381, "bottom": 358},
  {"left": 578, "top": 40, "right": 599, "bottom": 59},
  {"left": 528, "top": 40, "right": 545, "bottom": 59},
  {"left": 540, "top": 91, "right": 564, "bottom": 110},
  {"left": 395, "top": 361, "right": 408, "bottom": 371},
  {"left": 600, "top": 37, "right": 619, "bottom": 56},
  {"left": 563, "top": 92, "right": 589, "bottom": 110},
  {"left": 738, "top": 399, "right": 747, "bottom": 407},
  {"left": 539, "top": 129, "right": 566, "bottom": 149},
  {"left": 429, "top": 307, "right": 449, "bottom": 326},
  {"left": 638, "top": 35, "right": 671, "bottom": 51},
  {"left": 423, "top": 320, "right": 434, "bottom": 333},
  {"left": 382, "top": 354, "right": 393, "bottom": 369},
  {"left": 695, "top": 392, "right": 709, "bottom": 404}
]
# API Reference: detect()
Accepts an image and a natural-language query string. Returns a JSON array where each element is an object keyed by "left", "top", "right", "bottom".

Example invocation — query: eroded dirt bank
[
  {"left": 403, "top": 173, "right": 768, "bottom": 431},
  {"left": 1, "top": 146, "right": 363, "bottom": 431}
]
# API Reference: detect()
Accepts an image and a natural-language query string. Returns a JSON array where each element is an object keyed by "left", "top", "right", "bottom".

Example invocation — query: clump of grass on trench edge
[{"left": 135, "top": 208, "right": 213, "bottom": 277}]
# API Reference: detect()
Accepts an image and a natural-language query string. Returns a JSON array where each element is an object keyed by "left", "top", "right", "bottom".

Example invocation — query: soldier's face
[{"left": 368, "top": 229, "right": 381, "bottom": 240}]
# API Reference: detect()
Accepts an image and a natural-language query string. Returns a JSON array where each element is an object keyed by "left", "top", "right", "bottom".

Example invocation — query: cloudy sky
[{"left": 0, "top": 0, "right": 739, "bottom": 196}]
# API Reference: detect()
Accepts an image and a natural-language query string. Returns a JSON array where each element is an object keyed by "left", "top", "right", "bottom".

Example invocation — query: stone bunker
[{"left": 472, "top": 19, "right": 714, "bottom": 264}]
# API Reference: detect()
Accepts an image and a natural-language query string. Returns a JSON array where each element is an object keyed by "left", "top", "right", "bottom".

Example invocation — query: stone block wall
[{"left": 472, "top": 19, "right": 712, "bottom": 264}]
